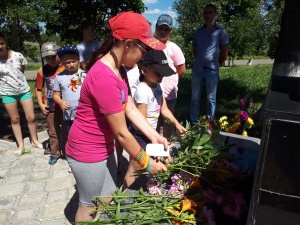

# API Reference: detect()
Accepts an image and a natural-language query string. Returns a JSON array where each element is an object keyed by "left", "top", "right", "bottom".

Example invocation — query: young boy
[
  {"left": 35, "top": 42, "right": 65, "bottom": 165},
  {"left": 53, "top": 44, "right": 86, "bottom": 164}
]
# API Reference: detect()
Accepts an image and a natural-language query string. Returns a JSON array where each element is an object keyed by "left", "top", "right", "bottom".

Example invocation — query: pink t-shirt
[
  {"left": 161, "top": 42, "right": 185, "bottom": 100},
  {"left": 65, "top": 60, "right": 129, "bottom": 162}
]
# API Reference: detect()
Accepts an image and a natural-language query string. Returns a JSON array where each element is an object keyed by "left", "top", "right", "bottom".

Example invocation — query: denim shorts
[
  {"left": 1, "top": 92, "right": 32, "bottom": 104},
  {"left": 66, "top": 151, "right": 118, "bottom": 206}
]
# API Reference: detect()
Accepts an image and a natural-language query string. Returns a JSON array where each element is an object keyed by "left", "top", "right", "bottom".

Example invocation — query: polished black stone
[{"left": 248, "top": 119, "right": 300, "bottom": 225}]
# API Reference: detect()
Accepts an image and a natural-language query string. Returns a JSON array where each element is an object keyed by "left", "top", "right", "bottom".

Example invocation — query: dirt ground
[{"left": 0, "top": 107, "right": 48, "bottom": 143}]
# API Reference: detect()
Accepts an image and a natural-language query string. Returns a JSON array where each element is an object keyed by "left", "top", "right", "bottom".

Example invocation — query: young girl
[
  {"left": 65, "top": 12, "right": 170, "bottom": 222},
  {"left": 0, "top": 32, "right": 43, "bottom": 154},
  {"left": 124, "top": 49, "right": 187, "bottom": 188}
]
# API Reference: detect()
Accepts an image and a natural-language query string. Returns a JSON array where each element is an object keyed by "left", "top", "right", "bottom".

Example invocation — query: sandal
[
  {"left": 15, "top": 149, "right": 23, "bottom": 156},
  {"left": 32, "top": 143, "right": 44, "bottom": 149}
]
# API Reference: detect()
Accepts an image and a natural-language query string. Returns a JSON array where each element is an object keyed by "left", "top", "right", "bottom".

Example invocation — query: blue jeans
[{"left": 190, "top": 69, "right": 219, "bottom": 124}]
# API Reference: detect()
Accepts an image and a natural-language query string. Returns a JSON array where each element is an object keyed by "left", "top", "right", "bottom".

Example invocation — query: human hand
[
  {"left": 151, "top": 134, "right": 168, "bottom": 150},
  {"left": 146, "top": 143, "right": 172, "bottom": 165},
  {"left": 149, "top": 158, "right": 167, "bottom": 174},
  {"left": 39, "top": 104, "right": 49, "bottom": 115},
  {"left": 176, "top": 124, "right": 187, "bottom": 137},
  {"left": 60, "top": 101, "right": 70, "bottom": 110}
]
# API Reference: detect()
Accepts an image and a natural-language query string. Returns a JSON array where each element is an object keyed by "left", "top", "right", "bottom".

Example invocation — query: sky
[{"left": 142, "top": 0, "right": 177, "bottom": 32}]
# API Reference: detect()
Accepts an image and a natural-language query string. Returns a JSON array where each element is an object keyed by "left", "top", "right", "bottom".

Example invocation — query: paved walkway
[
  {"left": 0, "top": 132, "right": 129, "bottom": 225},
  {"left": 0, "top": 132, "right": 77, "bottom": 225}
]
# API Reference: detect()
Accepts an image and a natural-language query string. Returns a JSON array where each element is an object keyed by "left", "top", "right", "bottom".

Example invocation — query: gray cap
[
  {"left": 41, "top": 42, "right": 58, "bottom": 57},
  {"left": 157, "top": 14, "right": 173, "bottom": 28}
]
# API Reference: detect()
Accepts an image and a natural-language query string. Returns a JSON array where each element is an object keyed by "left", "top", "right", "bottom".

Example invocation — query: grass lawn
[
  {"left": 1, "top": 64, "right": 272, "bottom": 138},
  {"left": 26, "top": 63, "right": 42, "bottom": 71},
  {"left": 175, "top": 64, "right": 272, "bottom": 138}
]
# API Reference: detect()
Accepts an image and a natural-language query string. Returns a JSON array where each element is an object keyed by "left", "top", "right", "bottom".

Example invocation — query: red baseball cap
[{"left": 109, "top": 12, "right": 165, "bottom": 50}]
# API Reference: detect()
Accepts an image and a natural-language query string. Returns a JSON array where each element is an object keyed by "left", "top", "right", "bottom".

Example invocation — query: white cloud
[
  {"left": 144, "top": 9, "right": 177, "bottom": 18},
  {"left": 143, "top": 0, "right": 158, "bottom": 4},
  {"left": 144, "top": 9, "right": 162, "bottom": 15}
]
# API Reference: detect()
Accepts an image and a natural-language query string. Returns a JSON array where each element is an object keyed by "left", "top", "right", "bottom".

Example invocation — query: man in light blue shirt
[{"left": 190, "top": 4, "right": 229, "bottom": 125}]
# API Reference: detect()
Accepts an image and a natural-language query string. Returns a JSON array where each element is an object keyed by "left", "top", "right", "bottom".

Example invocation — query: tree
[
  {"left": 0, "top": 0, "right": 146, "bottom": 53},
  {"left": 173, "top": 0, "right": 268, "bottom": 65},
  {"left": 173, "top": 0, "right": 210, "bottom": 66},
  {"left": 268, "top": 0, "right": 300, "bottom": 100},
  {"left": 262, "top": 0, "right": 285, "bottom": 59},
  {"left": 45, "top": 0, "right": 147, "bottom": 44},
  {"left": 0, "top": 0, "right": 52, "bottom": 51}
]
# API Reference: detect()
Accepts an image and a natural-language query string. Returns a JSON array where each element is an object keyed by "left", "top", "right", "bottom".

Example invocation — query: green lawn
[
  {"left": 26, "top": 63, "right": 42, "bottom": 71},
  {"left": 175, "top": 64, "right": 272, "bottom": 138},
  {"left": 1, "top": 64, "right": 273, "bottom": 138}
]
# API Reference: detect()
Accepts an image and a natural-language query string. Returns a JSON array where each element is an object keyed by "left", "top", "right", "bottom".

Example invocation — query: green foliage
[
  {"left": 262, "top": 0, "right": 285, "bottom": 59},
  {"left": 0, "top": 0, "right": 51, "bottom": 51},
  {"left": 88, "top": 187, "right": 194, "bottom": 224},
  {"left": 0, "top": 0, "right": 146, "bottom": 51},
  {"left": 173, "top": 0, "right": 209, "bottom": 66},
  {"left": 45, "top": 0, "right": 147, "bottom": 43},
  {"left": 19, "top": 148, "right": 34, "bottom": 156},
  {"left": 172, "top": 0, "right": 282, "bottom": 62},
  {"left": 23, "top": 43, "right": 39, "bottom": 62}
]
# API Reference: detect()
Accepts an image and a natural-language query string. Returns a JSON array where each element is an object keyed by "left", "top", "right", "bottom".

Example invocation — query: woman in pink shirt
[{"left": 65, "top": 12, "right": 170, "bottom": 222}]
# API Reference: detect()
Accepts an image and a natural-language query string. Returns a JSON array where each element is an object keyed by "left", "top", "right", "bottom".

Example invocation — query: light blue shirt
[
  {"left": 53, "top": 69, "right": 86, "bottom": 121},
  {"left": 77, "top": 40, "right": 102, "bottom": 63},
  {"left": 192, "top": 23, "right": 229, "bottom": 74}
]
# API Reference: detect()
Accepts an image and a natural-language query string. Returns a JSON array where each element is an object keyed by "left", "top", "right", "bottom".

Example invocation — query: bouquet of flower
[
  {"left": 91, "top": 121, "right": 251, "bottom": 225},
  {"left": 218, "top": 94, "right": 254, "bottom": 136}
]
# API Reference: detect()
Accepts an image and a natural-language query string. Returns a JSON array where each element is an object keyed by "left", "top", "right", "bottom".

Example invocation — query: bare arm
[
  {"left": 80, "top": 61, "right": 88, "bottom": 71},
  {"left": 105, "top": 111, "right": 167, "bottom": 174},
  {"left": 219, "top": 45, "right": 228, "bottom": 66},
  {"left": 35, "top": 88, "right": 49, "bottom": 115},
  {"left": 175, "top": 63, "right": 186, "bottom": 78},
  {"left": 136, "top": 103, "right": 147, "bottom": 118},
  {"left": 160, "top": 97, "right": 187, "bottom": 135},
  {"left": 125, "top": 96, "right": 168, "bottom": 150},
  {"left": 53, "top": 91, "right": 69, "bottom": 110}
]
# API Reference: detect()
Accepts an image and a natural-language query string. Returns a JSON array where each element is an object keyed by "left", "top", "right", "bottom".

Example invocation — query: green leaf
[{"left": 198, "top": 134, "right": 211, "bottom": 145}]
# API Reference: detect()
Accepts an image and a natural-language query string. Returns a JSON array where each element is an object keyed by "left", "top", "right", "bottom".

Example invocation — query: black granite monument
[{"left": 247, "top": 79, "right": 300, "bottom": 225}]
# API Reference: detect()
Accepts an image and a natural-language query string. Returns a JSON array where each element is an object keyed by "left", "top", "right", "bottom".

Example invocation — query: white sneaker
[{"left": 68, "top": 167, "right": 72, "bottom": 173}]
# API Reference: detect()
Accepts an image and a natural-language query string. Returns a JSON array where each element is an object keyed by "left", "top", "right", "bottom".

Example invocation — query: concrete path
[
  {"left": 225, "top": 58, "right": 274, "bottom": 66},
  {"left": 0, "top": 132, "right": 129, "bottom": 225}
]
